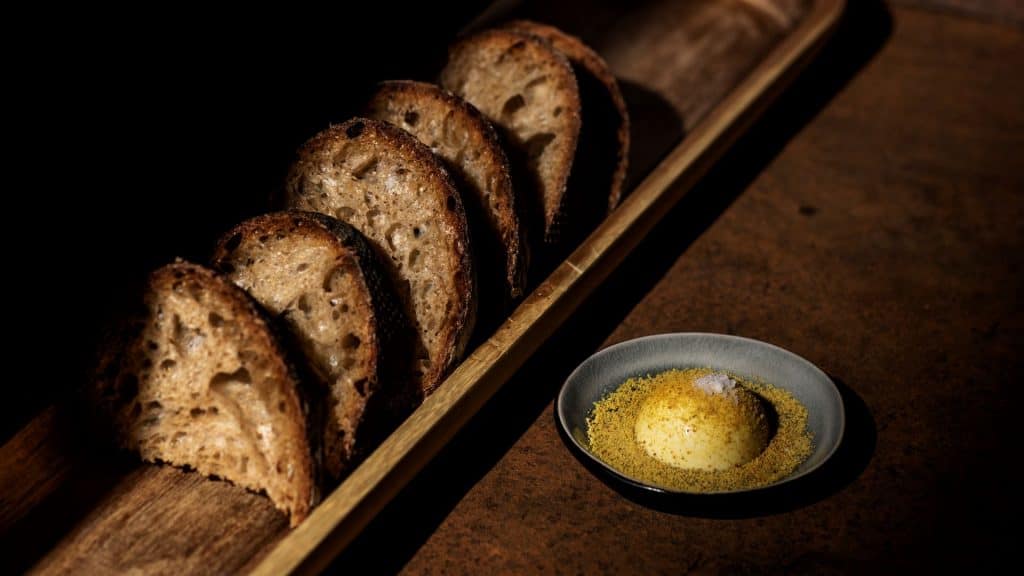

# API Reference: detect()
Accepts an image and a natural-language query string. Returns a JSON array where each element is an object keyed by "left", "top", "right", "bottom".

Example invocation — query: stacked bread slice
[
  {"left": 91, "top": 20, "right": 626, "bottom": 527},
  {"left": 93, "top": 262, "right": 318, "bottom": 525},
  {"left": 211, "top": 211, "right": 414, "bottom": 480},
  {"left": 284, "top": 118, "right": 476, "bottom": 395},
  {"left": 365, "top": 80, "right": 528, "bottom": 328}
]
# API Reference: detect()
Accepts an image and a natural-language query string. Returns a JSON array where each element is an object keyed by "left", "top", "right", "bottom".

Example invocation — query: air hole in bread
[
  {"left": 173, "top": 431, "right": 186, "bottom": 442},
  {"left": 146, "top": 400, "right": 162, "bottom": 411},
  {"left": 412, "top": 226, "right": 422, "bottom": 238},
  {"left": 147, "top": 340, "right": 158, "bottom": 351},
  {"left": 278, "top": 401, "right": 287, "bottom": 413},
  {"left": 208, "top": 312, "right": 224, "bottom": 328},
  {"left": 346, "top": 122, "right": 365, "bottom": 138},
  {"left": 553, "top": 106, "right": 563, "bottom": 117},
  {"left": 352, "top": 157, "right": 379, "bottom": 180},
  {"left": 297, "top": 294, "right": 312, "bottom": 316},
  {"left": 190, "top": 407, "right": 206, "bottom": 417},
  {"left": 446, "top": 196, "right": 457, "bottom": 211},
  {"left": 404, "top": 110, "right": 420, "bottom": 126},
  {"left": 187, "top": 283, "right": 205, "bottom": 303},
  {"left": 366, "top": 208, "right": 381, "bottom": 229},
  {"left": 341, "top": 333, "right": 361, "bottom": 350},
  {"left": 525, "top": 76, "right": 549, "bottom": 89},
  {"left": 160, "top": 358, "right": 176, "bottom": 370},
  {"left": 395, "top": 167, "right": 408, "bottom": 176},
  {"left": 525, "top": 132, "right": 556, "bottom": 159},
  {"left": 408, "top": 248, "right": 421, "bottom": 269},
  {"left": 385, "top": 223, "right": 401, "bottom": 251},
  {"left": 296, "top": 262, "right": 310, "bottom": 272},
  {"left": 502, "top": 94, "right": 526, "bottom": 116},
  {"left": 500, "top": 41, "right": 527, "bottom": 62},
  {"left": 172, "top": 315, "right": 205, "bottom": 357},
  {"left": 342, "top": 356, "right": 356, "bottom": 370},
  {"left": 210, "top": 367, "right": 252, "bottom": 392},
  {"left": 240, "top": 456, "right": 249, "bottom": 474},
  {"left": 354, "top": 378, "right": 369, "bottom": 396},
  {"left": 323, "top": 267, "right": 350, "bottom": 292}
]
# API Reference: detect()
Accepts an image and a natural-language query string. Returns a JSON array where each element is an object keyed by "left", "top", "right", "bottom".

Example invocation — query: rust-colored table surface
[{"left": 329, "top": 2, "right": 1023, "bottom": 573}]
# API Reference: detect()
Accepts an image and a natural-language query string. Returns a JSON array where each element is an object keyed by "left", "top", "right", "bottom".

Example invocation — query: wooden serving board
[{"left": 0, "top": 0, "right": 843, "bottom": 573}]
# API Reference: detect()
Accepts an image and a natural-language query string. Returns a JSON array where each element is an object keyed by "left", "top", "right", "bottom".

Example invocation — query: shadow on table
[
  {"left": 559, "top": 376, "right": 876, "bottom": 517},
  {"left": 328, "top": 0, "right": 892, "bottom": 572}
]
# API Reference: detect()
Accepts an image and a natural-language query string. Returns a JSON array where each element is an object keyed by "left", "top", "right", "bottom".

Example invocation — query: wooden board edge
[{"left": 253, "top": 1, "right": 846, "bottom": 573}]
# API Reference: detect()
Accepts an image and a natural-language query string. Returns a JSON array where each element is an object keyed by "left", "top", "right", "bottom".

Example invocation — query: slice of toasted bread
[
  {"left": 440, "top": 29, "right": 581, "bottom": 245},
  {"left": 502, "top": 20, "right": 630, "bottom": 213},
  {"left": 366, "top": 80, "right": 529, "bottom": 312},
  {"left": 93, "top": 261, "right": 316, "bottom": 526},
  {"left": 284, "top": 118, "right": 475, "bottom": 395},
  {"left": 212, "top": 211, "right": 413, "bottom": 479}
]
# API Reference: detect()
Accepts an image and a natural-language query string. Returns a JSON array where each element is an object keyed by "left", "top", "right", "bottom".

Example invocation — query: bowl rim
[{"left": 556, "top": 332, "right": 846, "bottom": 495}]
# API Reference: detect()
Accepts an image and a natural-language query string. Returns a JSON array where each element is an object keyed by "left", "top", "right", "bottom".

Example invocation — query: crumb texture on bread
[
  {"left": 367, "top": 80, "right": 528, "bottom": 305},
  {"left": 284, "top": 118, "right": 475, "bottom": 394},
  {"left": 212, "top": 211, "right": 402, "bottom": 479},
  {"left": 93, "top": 262, "right": 315, "bottom": 526},
  {"left": 440, "top": 29, "right": 581, "bottom": 243}
]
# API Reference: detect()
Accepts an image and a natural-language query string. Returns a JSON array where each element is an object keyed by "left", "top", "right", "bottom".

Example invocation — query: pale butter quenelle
[
  {"left": 634, "top": 372, "right": 772, "bottom": 470},
  {"left": 587, "top": 368, "right": 812, "bottom": 492}
]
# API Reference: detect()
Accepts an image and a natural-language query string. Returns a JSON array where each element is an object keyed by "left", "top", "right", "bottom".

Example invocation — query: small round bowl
[{"left": 557, "top": 333, "right": 844, "bottom": 494}]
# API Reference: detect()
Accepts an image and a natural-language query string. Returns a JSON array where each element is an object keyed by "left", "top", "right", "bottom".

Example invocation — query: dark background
[{"left": 4, "top": 4, "right": 491, "bottom": 440}]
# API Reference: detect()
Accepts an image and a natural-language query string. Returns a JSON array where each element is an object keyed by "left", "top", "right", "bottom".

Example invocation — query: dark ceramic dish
[{"left": 557, "top": 333, "right": 844, "bottom": 494}]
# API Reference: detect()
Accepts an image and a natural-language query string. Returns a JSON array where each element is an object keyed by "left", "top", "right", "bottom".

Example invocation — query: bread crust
[{"left": 285, "top": 118, "right": 476, "bottom": 395}]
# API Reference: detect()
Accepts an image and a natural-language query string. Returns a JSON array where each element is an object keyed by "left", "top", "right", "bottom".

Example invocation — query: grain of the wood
[
  {"left": 28, "top": 466, "right": 287, "bottom": 575},
  {"left": 895, "top": 0, "right": 1024, "bottom": 25},
  {"left": 0, "top": 1, "right": 844, "bottom": 574},
  {"left": 252, "top": 1, "right": 843, "bottom": 574},
  {"left": 0, "top": 407, "right": 75, "bottom": 533}
]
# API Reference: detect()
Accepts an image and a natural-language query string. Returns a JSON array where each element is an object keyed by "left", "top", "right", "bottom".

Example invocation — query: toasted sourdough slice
[
  {"left": 440, "top": 29, "right": 581, "bottom": 244},
  {"left": 366, "top": 80, "right": 528, "bottom": 310},
  {"left": 503, "top": 20, "right": 630, "bottom": 213},
  {"left": 284, "top": 118, "right": 475, "bottom": 395},
  {"left": 212, "top": 211, "right": 413, "bottom": 479},
  {"left": 92, "top": 261, "right": 315, "bottom": 526}
]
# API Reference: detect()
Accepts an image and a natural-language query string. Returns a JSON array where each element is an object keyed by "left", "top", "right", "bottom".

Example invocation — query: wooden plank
[
  {"left": 894, "top": 0, "right": 1024, "bottom": 25},
  {"left": 0, "top": 1, "right": 844, "bottom": 573}
]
